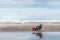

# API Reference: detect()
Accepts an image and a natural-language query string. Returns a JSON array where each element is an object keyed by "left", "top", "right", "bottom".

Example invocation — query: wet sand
[{"left": 0, "top": 23, "right": 60, "bottom": 32}]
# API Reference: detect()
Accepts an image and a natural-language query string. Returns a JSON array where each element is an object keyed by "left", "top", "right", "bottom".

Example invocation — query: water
[
  {"left": 0, "top": 32, "right": 60, "bottom": 40},
  {"left": 43, "top": 32, "right": 60, "bottom": 40}
]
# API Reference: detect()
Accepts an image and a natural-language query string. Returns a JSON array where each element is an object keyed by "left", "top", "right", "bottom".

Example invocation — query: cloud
[
  {"left": 0, "top": 0, "right": 35, "bottom": 8},
  {"left": 17, "top": 8, "right": 60, "bottom": 15},
  {"left": 46, "top": 1, "right": 60, "bottom": 6},
  {"left": 0, "top": 0, "right": 13, "bottom": 1},
  {"left": 0, "top": 0, "right": 60, "bottom": 6},
  {"left": 0, "top": 0, "right": 60, "bottom": 8},
  {"left": 0, "top": 0, "right": 34, "bottom": 3},
  {"left": 37, "top": 0, "right": 60, "bottom": 6},
  {"left": 0, "top": 7, "right": 60, "bottom": 20},
  {"left": 15, "top": 8, "right": 60, "bottom": 20},
  {"left": 0, "top": 0, "right": 60, "bottom": 20}
]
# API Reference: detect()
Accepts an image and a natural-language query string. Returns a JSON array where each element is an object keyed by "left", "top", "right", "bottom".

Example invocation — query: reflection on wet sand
[{"left": 32, "top": 32, "right": 43, "bottom": 39}]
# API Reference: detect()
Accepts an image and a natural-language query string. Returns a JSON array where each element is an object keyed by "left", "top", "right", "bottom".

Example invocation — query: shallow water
[
  {"left": 43, "top": 32, "right": 60, "bottom": 40},
  {"left": 0, "top": 32, "right": 60, "bottom": 40}
]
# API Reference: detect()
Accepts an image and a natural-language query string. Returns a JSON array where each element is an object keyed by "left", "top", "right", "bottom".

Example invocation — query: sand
[{"left": 0, "top": 23, "right": 60, "bottom": 32}]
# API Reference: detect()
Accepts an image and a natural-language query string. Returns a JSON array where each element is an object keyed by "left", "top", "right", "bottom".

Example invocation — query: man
[
  {"left": 38, "top": 24, "right": 42, "bottom": 31},
  {"left": 36, "top": 24, "right": 42, "bottom": 31}
]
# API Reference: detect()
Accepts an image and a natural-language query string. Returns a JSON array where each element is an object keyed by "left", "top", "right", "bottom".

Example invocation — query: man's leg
[{"left": 36, "top": 28, "right": 38, "bottom": 31}]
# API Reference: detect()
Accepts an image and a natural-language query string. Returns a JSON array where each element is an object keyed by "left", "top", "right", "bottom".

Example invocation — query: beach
[{"left": 0, "top": 22, "right": 59, "bottom": 32}]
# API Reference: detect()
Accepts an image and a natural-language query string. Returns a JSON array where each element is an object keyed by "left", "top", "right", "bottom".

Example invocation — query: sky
[{"left": 0, "top": 0, "right": 60, "bottom": 21}]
